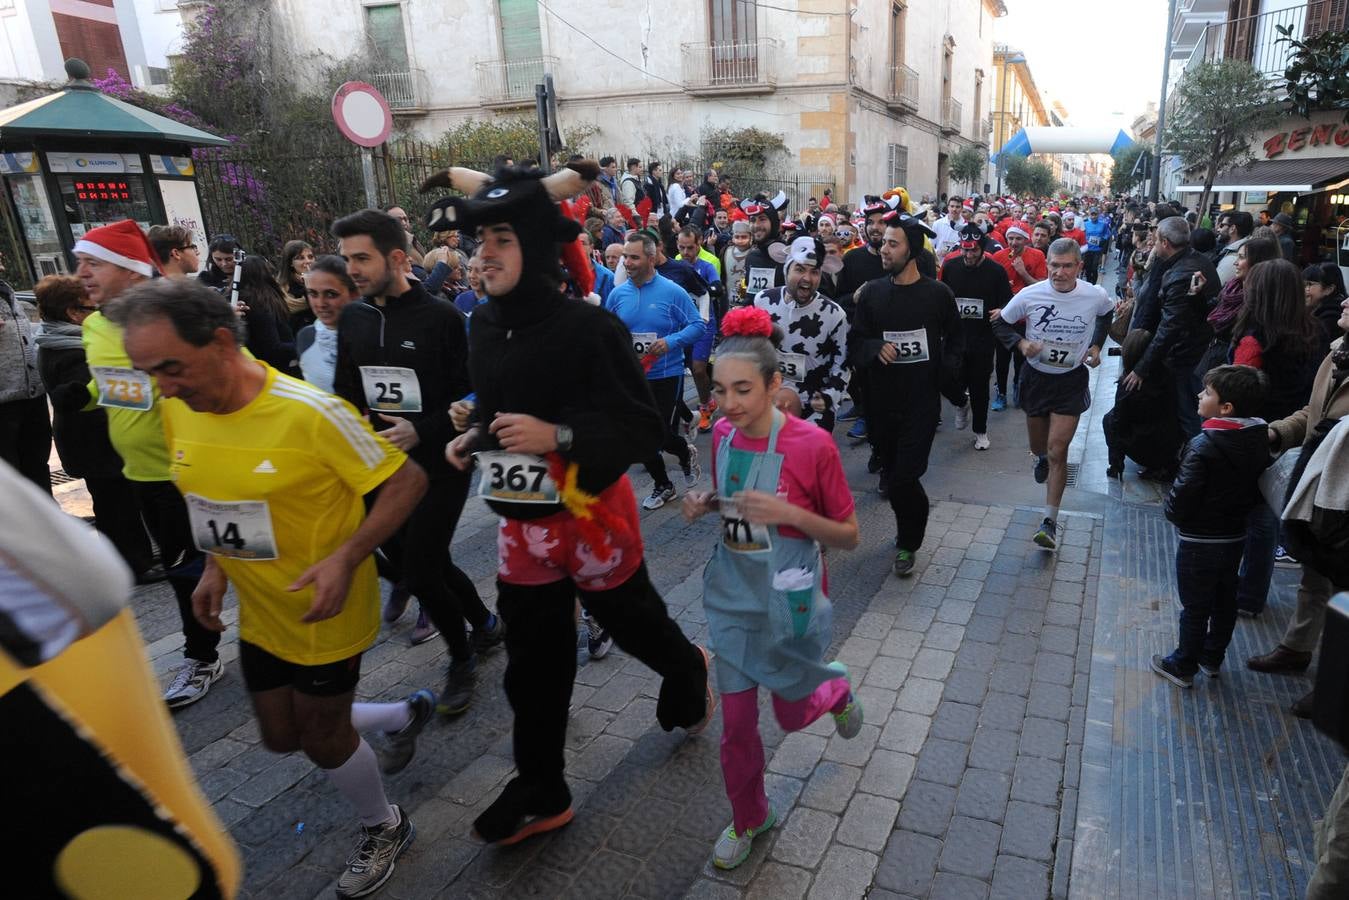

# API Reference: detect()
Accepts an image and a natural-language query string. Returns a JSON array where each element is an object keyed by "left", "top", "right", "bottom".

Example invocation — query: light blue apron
[{"left": 702, "top": 411, "right": 836, "bottom": 701}]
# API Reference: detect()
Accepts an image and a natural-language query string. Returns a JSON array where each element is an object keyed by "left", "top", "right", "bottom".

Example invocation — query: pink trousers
[{"left": 719, "top": 677, "right": 851, "bottom": 832}]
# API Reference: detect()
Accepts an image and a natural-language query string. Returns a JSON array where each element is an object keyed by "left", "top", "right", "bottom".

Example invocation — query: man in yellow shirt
[
  {"left": 107, "top": 278, "right": 431, "bottom": 900},
  {"left": 75, "top": 220, "right": 224, "bottom": 708}
]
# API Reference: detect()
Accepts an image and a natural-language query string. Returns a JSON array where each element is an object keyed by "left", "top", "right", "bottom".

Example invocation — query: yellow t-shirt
[
  {"left": 163, "top": 363, "right": 406, "bottom": 666},
  {"left": 82, "top": 311, "right": 171, "bottom": 482}
]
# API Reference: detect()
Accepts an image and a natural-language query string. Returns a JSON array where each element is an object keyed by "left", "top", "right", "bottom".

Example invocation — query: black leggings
[
  {"left": 497, "top": 563, "right": 707, "bottom": 786},
  {"left": 994, "top": 342, "right": 1025, "bottom": 397},
  {"left": 133, "top": 480, "right": 217, "bottom": 663},
  {"left": 941, "top": 348, "right": 995, "bottom": 434},
  {"left": 870, "top": 407, "right": 938, "bottom": 553},
  {"left": 377, "top": 471, "right": 490, "bottom": 661},
  {"left": 642, "top": 375, "right": 691, "bottom": 488},
  {"left": 86, "top": 474, "right": 155, "bottom": 573},
  {"left": 1083, "top": 251, "right": 1102, "bottom": 284}
]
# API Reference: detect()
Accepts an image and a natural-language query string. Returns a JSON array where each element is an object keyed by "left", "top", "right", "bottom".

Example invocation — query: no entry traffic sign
[{"left": 332, "top": 82, "right": 393, "bottom": 149}]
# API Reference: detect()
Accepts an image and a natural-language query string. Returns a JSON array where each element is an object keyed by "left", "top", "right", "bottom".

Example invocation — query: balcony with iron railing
[
  {"left": 475, "top": 55, "right": 557, "bottom": 108},
  {"left": 885, "top": 64, "right": 919, "bottom": 112},
  {"left": 680, "top": 39, "right": 781, "bottom": 95},
  {"left": 370, "top": 69, "right": 428, "bottom": 113},
  {"left": 1181, "top": 0, "right": 1339, "bottom": 81},
  {"left": 941, "top": 96, "right": 962, "bottom": 135}
]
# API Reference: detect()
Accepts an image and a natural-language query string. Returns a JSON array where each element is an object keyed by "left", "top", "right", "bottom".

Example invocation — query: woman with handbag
[
  {"left": 681, "top": 306, "right": 860, "bottom": 871},
  {"left": 1226, "top": 259, "right": 1325, "bottom": 617},
  {"left": 1246, "top": 293, "right": 1349, "bottom": 709}
]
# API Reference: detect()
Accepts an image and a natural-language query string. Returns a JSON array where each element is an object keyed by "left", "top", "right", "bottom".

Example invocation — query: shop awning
[{"left": 1176, "top": 157, "right": 1349, "bottom": 193}]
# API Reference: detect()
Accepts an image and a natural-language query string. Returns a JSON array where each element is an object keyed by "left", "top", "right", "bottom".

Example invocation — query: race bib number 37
[
  {"left": 92, "top": 366, "right": 153, "bottom": 411},
  {"left": 883, "top": 328, "right": 930, "bottom": 364},
  {"left": 1041, "top": 340, "right": 1079, "bottom": 369},
  {"left": 476, "top": 452, "right": 559, "bottom": 504},
  {"left": 185, "top": 495, "right": 278, "bottom": 560},
  {"left": 359, "top": 366, "right": 422, "bottom": 413}
]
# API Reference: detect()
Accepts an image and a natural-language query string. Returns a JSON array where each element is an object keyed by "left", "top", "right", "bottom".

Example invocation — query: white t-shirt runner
[{"left": 1000, "top": 279, "right": 1114, "bottom": 375}]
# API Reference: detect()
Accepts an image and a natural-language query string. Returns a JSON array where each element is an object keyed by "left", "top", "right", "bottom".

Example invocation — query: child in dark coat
[{"left": 1152, "top": 364, "right": 1271, "bottom": 687}]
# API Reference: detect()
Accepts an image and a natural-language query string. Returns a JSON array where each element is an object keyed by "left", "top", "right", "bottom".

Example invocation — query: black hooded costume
[
  {"left": 420, "top": 162, "right": 712, "bottom": 845},
  {"left": 742, "top": 193, "right": 788, "bottom": 294}
]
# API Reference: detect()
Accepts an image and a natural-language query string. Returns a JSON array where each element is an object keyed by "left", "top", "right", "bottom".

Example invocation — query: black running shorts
[
  {"left": 1017, "top": 364, "right": 1091, "bottom": 418},
  {"left": 238, "top": 640, "right": 362, "bottom": 697}
]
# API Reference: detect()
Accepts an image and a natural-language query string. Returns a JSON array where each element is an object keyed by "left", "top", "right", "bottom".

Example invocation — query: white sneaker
[
  {"left": 713, "top": 806, "right": 778, "bottom": 870},
  {"left": 682, "top": 444, "right": 701, "bottom": 488},
  {"left": 954, "top": 404, "right": 970, "bottom": 431},
  {"left": 163, "top": 658, "right": 224, "bottom": 710},
  {"left": 974, "top": 432, "right": 990, "bottom": 451},
  {"left": 641, "top": 484, "right": 676, "bottom": 510}
]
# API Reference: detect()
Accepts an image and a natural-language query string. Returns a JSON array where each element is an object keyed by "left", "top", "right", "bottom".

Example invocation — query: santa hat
[
  {"left": 74, "top": 220, "right": 159, "bottom": 277},
  {"left": 1004, "top": 225, "right": 1030, "bottom": 241}
]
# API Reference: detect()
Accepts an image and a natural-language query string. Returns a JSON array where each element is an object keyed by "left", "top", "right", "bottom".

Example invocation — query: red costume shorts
[{"left": 496, "top": 475, "right": 645, "bottom": 592}]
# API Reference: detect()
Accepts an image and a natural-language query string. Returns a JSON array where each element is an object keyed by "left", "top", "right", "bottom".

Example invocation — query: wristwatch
[{"left": 555, "top": 424, "right": 574, "bottom": 452}]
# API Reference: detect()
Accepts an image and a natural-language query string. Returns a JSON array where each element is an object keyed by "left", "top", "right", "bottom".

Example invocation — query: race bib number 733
[{"left": 92, "top": 366, "right": 153, "bottom": 411}]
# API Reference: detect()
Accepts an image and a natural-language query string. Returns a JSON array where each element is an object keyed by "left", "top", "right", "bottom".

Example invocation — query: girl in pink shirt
[{"left": 682, "top": 307, "right": 860, "bottom": 870}]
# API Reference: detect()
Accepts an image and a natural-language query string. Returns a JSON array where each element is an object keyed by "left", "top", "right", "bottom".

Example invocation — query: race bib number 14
[{"left": 185, "top": 495, "right": 278, "bottom": 560}]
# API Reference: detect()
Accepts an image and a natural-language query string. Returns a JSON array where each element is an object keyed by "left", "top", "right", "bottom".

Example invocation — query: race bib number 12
[
  {"left": 359, "top": 366, "right": 422, "bottom": 413},
  {"left": 92, "top": 366, "right": 153, "bottom": 411}
]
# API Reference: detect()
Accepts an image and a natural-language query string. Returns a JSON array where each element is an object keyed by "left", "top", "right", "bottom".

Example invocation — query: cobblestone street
[{"left": 111, "top": 341, "right": 1345, "bottom": 900}]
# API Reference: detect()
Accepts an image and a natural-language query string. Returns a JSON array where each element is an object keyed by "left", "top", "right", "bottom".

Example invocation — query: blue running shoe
[{"left": 847, "top": 418, "right": 867, "bottom": 440}]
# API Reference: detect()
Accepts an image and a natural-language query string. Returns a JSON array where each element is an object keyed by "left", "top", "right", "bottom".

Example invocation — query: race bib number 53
[
  {"left": 185, "top": 495, "right": 278, "bottom": 560},
  {"left": 92, "top": 366, "right": 152, "bottom": 411},
  {"left": 883, "top": 329, "right": 930, "bottom": 363},
  {"left": 476, "top": 452, "right": 559, "bottom": 504}
]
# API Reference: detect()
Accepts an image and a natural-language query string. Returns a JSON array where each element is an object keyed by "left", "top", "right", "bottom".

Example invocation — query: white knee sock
[
  {"left": 323, "top": 738, "right": 398, "bottom": 827},
  {"left": 351, "top": 701, "right": 413, "bottom": 734},
  {"left": 1047, "top": 505, "right": 1060, "bottom": 523}
]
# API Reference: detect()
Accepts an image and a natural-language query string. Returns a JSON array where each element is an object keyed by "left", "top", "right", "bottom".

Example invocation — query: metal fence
[{"left": 190, "top": 140, "right": 836, "bottom": 261}]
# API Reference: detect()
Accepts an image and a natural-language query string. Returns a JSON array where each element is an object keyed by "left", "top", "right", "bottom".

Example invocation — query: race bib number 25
[{"left": 359, "top": 366, "right": 422, "bottom": 413}]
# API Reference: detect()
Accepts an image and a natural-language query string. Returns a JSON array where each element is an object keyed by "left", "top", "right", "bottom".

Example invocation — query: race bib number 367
[
  {"left": 92, "top": 366, "right": 153, "bottom": 411},
  {"left": 185, "top": 495, "right": 278, "bottom": 560},
  {"left": 359, "top": 366, "right": 422, "bottom": 413},
  {"left": 475, "top": 452, "right": 559, "bottom": 504}
]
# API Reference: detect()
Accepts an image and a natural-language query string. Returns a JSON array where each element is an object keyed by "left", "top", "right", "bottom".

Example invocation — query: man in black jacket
[
  {"left": 430, "top": 162, "right": 714, "bottom": 847},
  {"left": 1122, "top": 216, "right": 1219, "bottom": 440},
  {"left": 742, "top": 194, "right": 788, "bottom": 294},
  {"left": 332, "top": 210, "right": 502, "bottom": 717},
  {"left": 850, "top": 210, "right": 963, "bottom": 577}
]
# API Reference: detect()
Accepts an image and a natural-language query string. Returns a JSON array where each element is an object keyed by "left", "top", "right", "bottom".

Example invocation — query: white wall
[
  {"left": 129, "top": 0, "right": 188, "bottom": 70},
  {"left": 0, "top": 0, "right": 64, "bottom": 82}
]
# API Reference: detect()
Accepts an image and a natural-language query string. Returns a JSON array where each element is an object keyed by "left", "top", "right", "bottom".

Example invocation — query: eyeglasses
[{"left": 178, "top": 244, "right": 197, "bottom": 251}]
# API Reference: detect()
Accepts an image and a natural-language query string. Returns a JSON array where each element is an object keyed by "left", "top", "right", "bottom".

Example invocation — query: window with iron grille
[{"left": 888, "top": 144, "right": 909, "bottom": 189}]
